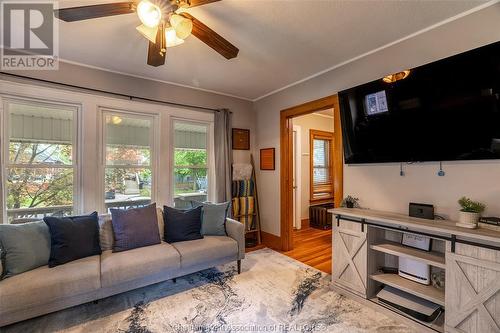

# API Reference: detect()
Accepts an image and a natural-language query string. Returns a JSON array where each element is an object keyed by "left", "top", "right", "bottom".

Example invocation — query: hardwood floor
[
  {"left": 246, "top": 226, "right": 332, "bottom": 274},
  {"left": 285, "top": 226, "right": 332, "bottom": 274}
]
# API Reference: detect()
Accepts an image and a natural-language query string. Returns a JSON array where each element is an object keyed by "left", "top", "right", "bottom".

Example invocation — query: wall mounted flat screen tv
[{"left": 339, "top": 41, "right": 500, "bottom": 164}]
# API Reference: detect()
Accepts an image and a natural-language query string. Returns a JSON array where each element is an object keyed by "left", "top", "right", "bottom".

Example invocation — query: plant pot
[
  {"left": 346, "top": 202, "right": 354, "bottom": 208},
  {"left": 456, "top": 211, "right": 480, "bottom": 229}
]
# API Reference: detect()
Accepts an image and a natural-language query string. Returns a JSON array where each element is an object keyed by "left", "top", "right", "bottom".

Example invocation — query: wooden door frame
[{"left": 280, "top": 95, "right": 343, "bottom": 251}]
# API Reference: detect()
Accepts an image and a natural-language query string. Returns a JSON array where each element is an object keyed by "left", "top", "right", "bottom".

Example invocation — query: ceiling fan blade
[
  {"left": 54, "top": 2, "right": 135, "bottom": 22},
  {"left": 180, "top": 13, "right": 238, "bottom": 60},
  {"left": 147, "top": 25, "right": 166, "bottom": 67},
  {"left": 186, "top": 0, "right": 221, "bottom": 8}
]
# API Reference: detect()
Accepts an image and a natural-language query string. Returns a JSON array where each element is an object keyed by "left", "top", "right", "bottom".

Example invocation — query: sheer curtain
[{"left": 214, "top": 109, "right": 232, "bottom": 202}]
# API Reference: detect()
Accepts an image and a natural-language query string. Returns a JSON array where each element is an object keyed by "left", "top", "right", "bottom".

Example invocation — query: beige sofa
[{"left": 0, "top": 210, "right": 245, "bottom": 327}]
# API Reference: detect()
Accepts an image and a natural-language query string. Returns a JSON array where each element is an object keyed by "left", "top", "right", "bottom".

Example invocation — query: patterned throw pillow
[{"left": 110, "top": 204, "right": 161, "bottom": 252}]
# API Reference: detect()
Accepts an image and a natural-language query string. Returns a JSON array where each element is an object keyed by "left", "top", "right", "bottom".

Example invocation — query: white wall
[
  {"left": 292, "top": 113, "right": 334, "bottom": 220},
  {"left": 254, "top": 4, "right": 500, "bottom": 236}
]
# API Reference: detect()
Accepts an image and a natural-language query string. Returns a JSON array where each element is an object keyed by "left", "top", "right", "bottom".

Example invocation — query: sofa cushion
[
  {"left": 0, "top": 255, "right": 100, "bottom": 314},
  {"left": 163, "top": 206, "right": 203, "bottom": 243},
  {"left": 100, "top": 243, "right": 180, "bottom": 288},
  {"left": 110, "top": 204, "right": 161, "bottom": 252},
  {"left": 0, "top": 221, "right": 51, "bottom": 279},
  {"left": 171, "top": 236, "right": 238, "bottom": 268},
  {"left": 44, "top": 212, "right": 102, "bottom": 267},
  {"left": 98, "top": 208, "right": 164, "bottom": 251}
]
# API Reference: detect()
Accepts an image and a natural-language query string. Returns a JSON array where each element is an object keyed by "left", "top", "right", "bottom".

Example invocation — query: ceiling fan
[{"left": 54, "top": 0, "right": 239, "bottom": 67}]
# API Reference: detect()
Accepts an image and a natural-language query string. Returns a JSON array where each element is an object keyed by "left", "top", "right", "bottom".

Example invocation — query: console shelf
[
  {"left": 369, "top": 297, "right": 444, "bottom": 333},
  {"left": 370, "top": 242, "right": 446, "bottom": 269},
  {"left": 332, "top": 208, "right": 500, "bottom": 333},
  {"left": 370, "top": 273, "right": 445, "bottom": 306}
]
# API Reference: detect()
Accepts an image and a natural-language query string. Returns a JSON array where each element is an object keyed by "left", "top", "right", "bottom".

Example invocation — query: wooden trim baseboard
[{"left": 261, "top": 231, "right": 282, "bottom": 251}]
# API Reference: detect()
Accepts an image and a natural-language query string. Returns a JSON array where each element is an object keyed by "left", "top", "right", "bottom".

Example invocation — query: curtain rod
[{"left": 0, "top": 72, "right": 221, "bottom": 113}]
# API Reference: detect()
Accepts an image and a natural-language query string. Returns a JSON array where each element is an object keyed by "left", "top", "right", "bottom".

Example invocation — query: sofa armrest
[{"left": 226, "top": 218, "right": 245, "bottom": 260}]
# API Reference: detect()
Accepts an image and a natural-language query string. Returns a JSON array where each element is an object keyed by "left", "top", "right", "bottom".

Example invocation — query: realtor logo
[{"left": 1, "top": 1, "right": 58, "bottom": 70}]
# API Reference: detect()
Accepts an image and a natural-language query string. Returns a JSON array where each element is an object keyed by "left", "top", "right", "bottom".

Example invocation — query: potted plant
[
  {"left": 457, "top": 197, "right": 486, "bottom": 229},
  {"left": 341, "top": 195, "right": 360, "bottom": 209}
]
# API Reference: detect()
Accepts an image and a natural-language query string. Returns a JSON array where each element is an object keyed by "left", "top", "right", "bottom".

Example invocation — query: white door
[{"left": 293, "top": 125, "right": 302, "bottom": 230}]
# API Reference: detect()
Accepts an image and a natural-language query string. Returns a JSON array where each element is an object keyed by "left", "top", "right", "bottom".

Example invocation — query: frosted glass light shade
[
  {"left": 165, "top": 27, "right": 185, "bottom": 47},
  {"left": 136, "top": 24, "right": 158, "bottom": 43},
  {"left": 170, "top": 14, "right": 192, "bottom": 39},
  {"left": 137, "top": 0, "right": 161, "bottom": 28}
]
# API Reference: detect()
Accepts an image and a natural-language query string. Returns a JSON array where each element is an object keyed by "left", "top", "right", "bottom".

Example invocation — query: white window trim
[
  {"left": 170, "top": 117, "right": 215, "bottom": 205},
  {"left": 0, "top": 79, "right": 216, "bottom": 221},
  {"left": 0, "top": 96, "right": 82, "bottom": 223},
  {"left": 98, "top": 107, "right": 160, "bottom": 214}
]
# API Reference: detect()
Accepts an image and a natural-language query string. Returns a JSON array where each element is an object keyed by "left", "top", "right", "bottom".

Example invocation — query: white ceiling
[{"left": 56, "top": 0, "right": 490, "bottom": 101}]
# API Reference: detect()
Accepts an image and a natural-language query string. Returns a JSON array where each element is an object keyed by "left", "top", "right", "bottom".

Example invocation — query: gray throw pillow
[
  {"left": 110, "top": 204, "right": 161, "bottom": 252},
  {"left": 201, "top": 202, "right": 230, "bottom": 236},
  {"left": 0, "top": 221, "right": 51, "bottom": 279}
]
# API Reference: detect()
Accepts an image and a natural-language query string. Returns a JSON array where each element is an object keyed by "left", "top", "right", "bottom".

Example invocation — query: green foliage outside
[
  {"left": 174, "top": 149, "right": 207, "bottom": 194},
  {"left": 7, "top": 143, "right": 73, "bottom": 210},
  {"left": 7, "top": 143, "right": 207, "bottom": 212}
]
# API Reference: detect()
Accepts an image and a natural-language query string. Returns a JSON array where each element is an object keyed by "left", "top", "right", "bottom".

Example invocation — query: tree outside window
[
  {"left": 173, "top": 121, "right": 209, "bottom": 208},
  {"left": 103, "top": 113, "right": 153, "bottom": 211},
  {"left": 5, "top": 102, "right": 77, "bottom": 223}
]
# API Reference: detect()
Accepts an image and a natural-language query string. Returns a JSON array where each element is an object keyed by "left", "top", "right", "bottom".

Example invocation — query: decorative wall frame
[
  {"left": 260, "top": 148, "right": 275, "bottom": 170},
  {"left": 232, "top": 128, "right": 250, "bottom": 150}
]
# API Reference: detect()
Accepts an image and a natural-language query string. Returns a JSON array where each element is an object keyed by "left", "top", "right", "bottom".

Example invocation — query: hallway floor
[
  {"left": 247, "top": 225, "right": 332, "bottom": 274},
  {"left": 284, "top": 226, "right": 332, "bottom": 274}
]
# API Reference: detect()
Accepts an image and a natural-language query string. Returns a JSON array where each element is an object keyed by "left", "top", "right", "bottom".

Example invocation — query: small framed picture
[
  {"left": 232, "top": 128, "right": 250, "bottom": 150},
  {"left": 260, "top": 148, "right": 275, "bottom": 170}
]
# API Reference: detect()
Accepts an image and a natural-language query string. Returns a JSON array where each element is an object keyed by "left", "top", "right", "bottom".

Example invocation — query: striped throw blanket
[{"left": 231, "top": 196, "right": 255, "bottom": 231}]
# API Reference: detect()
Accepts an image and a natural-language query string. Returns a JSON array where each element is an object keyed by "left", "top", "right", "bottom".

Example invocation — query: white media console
[{"left": 329, "top": 207, "right": 500, "bottom": 333}]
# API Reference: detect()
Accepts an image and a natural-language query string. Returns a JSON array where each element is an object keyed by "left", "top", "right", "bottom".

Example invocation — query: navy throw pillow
[
  {"left": 163, "top": 206, "right": 203, "bottom": 243},
  {"left": 44, "top": 212, "right": 101, "bottom": 267},
  {"left": 110, "top": 204, "right": 161, "bottom": 252}
]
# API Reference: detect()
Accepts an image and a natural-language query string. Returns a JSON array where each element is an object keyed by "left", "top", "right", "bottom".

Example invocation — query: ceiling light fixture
[
  {"left": 165, "top": 27, "right": 185, "bottom": 47},
  {"left": 170, "top": 14, "right": 193, "bottom": 39},
  {"left": 110, "top": 116, "right": 122, "bottom": 125},
  {"left": 136, "top": 24, "right": 158, "bottom": 43},
  {"left": 383, "top": 70, "right": 411, "bottom": 83},
  {"left": 137, "top": 0, "right": 162, "bottom": 28}
]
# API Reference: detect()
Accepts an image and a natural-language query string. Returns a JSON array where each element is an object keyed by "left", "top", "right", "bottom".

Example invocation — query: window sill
[{"left": 309, "top": 197, "right": 334, "bottom": 205}]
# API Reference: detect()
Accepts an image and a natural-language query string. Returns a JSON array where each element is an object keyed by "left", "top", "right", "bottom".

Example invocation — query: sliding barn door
[
  {"left": 332, "top": 218, "right": 367, "bottom": 297},
  {"left": 445, "top": 243, "right": 500, "bottom": 333}
]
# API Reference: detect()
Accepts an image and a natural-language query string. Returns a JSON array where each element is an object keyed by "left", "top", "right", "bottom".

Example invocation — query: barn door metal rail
[{"left": 335, "top": 214, "right": 500, "bottom": 253}]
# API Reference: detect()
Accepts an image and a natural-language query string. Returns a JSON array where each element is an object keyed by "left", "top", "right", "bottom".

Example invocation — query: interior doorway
[{"left": 280, "top": 95, "right": 343, "bottom": 253}]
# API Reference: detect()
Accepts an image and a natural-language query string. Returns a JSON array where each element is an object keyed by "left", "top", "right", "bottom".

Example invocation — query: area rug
[{"left": 4, "top": 248, "right": 414, "bottom": 333}]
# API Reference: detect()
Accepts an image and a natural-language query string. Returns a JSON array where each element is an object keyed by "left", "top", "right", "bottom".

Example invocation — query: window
[
  {"left": 173, "top": 121, "right": 209, "bottom": 208},
  {"left": 103, "top": 112, "right": 154, "bottom": 212},
  {"left": 310, "top": 129, "right": 334, "bottom": 203},
  {"left": 4, "top": 100, "right": 78, "bottom": 223}
]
